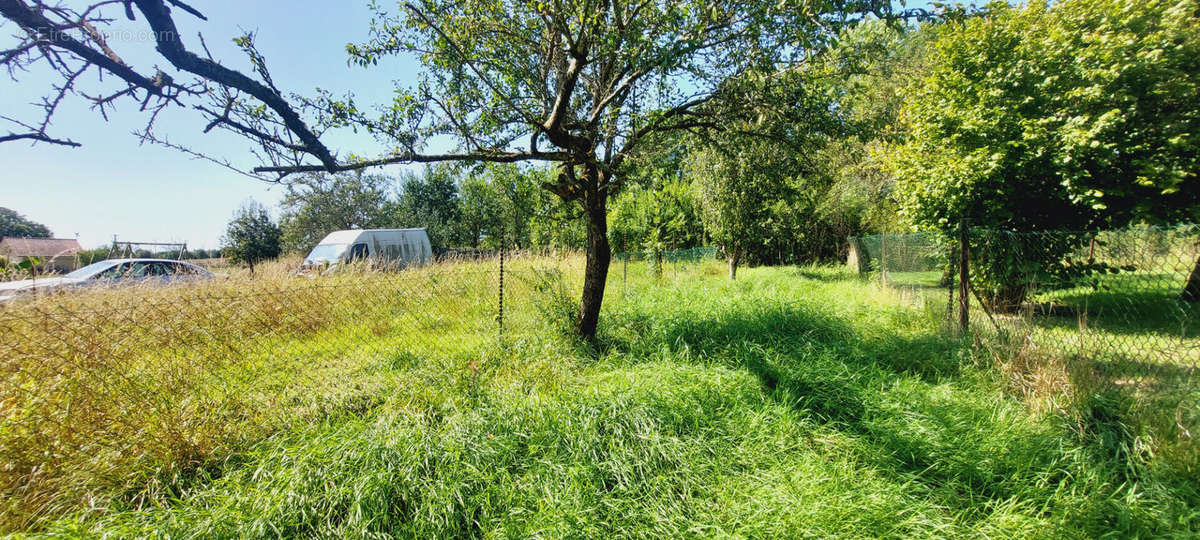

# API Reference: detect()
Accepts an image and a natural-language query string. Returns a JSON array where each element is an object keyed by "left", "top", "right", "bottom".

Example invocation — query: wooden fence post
[{"left": 959, "top": 219, "right": 970, "bottom": 334}]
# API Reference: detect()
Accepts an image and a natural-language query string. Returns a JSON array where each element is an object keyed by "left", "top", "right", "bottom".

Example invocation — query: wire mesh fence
[
  {"left": 0, "top": 250, "right": 588, "bottom": 528},
  {"left": 851, "top": 225, "right": 1200, "bottom": 442},
  {"left": 614, "top": 246, "right": 718, "bottom": 287},
  {"left": 5, "top": 230, "right": 1193, "bottom": 526},
  {"left": 0, "top": 241, "right": 727, "bottom": 528}
]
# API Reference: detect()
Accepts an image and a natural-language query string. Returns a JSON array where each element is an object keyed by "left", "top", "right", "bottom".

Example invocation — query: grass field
[
  {"left": 882, "top": 263, "right": 1200, "bottom": 457},
  {"left": 2, "top": 257, "right": 1198, "bottom": 537}
]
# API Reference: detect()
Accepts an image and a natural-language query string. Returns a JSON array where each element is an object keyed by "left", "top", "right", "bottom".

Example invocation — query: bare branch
[
  {"left": 0, "top": 131, "right": 81, "bottom": 146},
  {"left": 0, "top": 0, "right": 187, "bottom": 97},
  {"left": 130, "top": 0, "right": 339, "bottom": 170},
  {"left": 195, "top": 105, "right": 308, "bottom": 152},
  {"left": 136, "top": 129, "right": 279, "bottom": 182},
  {"left": 0, "top": 114, "right": 80, "bottom": 146}
]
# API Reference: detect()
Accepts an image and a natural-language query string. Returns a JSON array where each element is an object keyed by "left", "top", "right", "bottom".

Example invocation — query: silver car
[{"left": 0, "top": 258, "right": 214, "bottom": 302}]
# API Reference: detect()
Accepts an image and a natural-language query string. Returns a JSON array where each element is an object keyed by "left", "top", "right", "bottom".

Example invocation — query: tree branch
[
  {"left": 0, "top": 131, "right": 81, "bottom": 146},
  {"left": 253, "top": 150, "right": 570, "bottom": 175},
  {"left": 615, "top": 95, "right": 714, "bottom": 164},
  {"left": 130, "top": 0, "right": 338, "bottom": 170},
  {"left": 403, "top": 2, "right": 541, "bottom": 128},
  {"left": 0, "top": 0, "right": 182, "bottom": 97}
]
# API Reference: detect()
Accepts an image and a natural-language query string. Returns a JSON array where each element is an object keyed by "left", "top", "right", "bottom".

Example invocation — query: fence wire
[
  {"left": 852, "top": 225, "right": 1199, "bottom": 442},
  {"left": 614, "top": 246, "right": 719, "bottom": 286},
  {"left": 0, "top": 252, "right": 585, "bottom": 527}
]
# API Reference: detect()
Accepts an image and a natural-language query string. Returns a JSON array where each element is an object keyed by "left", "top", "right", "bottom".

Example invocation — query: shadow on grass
[
  {"left": 1034, "top": 273, "right": 1199, "bottom": 337},
  {"left": 606, "top": 297, "right": 960, "bottom": 382},
  {"left": 1085, "top": 355, "right": 1198, "bottom": 389},
  {"left": 786, "top": 267, "right": 864, "bottom": 283},
  {"left": 602, "top": 289, "right": 1198, "bottom": 533}
]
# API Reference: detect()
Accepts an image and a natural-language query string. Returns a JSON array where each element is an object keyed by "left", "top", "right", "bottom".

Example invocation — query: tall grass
[
  {"left": 2, "top": 258, "right": 1198, "bottom": 536},
  {"left": 0, "top": 255, "right": 577, "bottom": 531}
]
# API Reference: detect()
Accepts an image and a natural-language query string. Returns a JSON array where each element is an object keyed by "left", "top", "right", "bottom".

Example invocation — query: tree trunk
[
  {"left": 577, "top": 183, "right": 611, "bottom": 341},
  {"left": 1183, "top": 252, "right": 1200, "bottom": 303},
  {"left": 728, "top": 252, "right": 739, "bottom": 280}
]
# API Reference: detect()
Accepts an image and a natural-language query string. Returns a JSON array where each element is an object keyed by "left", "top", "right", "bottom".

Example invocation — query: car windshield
[
  {"left": 305, "top": 244, "right": 347, "bottom": 263},
  {"left": 65, "top": 260, "right": 118, "bottom": 279}
]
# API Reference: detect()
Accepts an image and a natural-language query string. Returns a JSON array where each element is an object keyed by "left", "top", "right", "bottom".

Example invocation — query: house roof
[{"left": 0, "top": 237, "right": 83, "bottom": 258}]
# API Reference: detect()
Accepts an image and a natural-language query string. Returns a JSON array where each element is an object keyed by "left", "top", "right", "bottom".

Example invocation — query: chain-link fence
[
  {"left": 0, "top": 249, "right": 587, "bottom": 529},
  {"left": 851, "top": 225, "right": 1199, "bottom": 442},
  {"left": 614, "top": 246, "right": 718, "bottom": 289},
  {"left": 0, "top": 239, "right": 734, "bottom": 526},
  {"left": 848, "top": 232, "right": 948, "bottom": 290}
]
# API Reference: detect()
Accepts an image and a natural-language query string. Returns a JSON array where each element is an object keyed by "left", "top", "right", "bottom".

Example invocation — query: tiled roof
[{"left": 0, "top": 237, "right": 83, "bottom": 257}]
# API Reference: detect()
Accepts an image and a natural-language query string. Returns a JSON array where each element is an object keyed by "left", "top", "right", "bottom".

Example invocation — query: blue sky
[
  {"left": 1, "top": 1, "right": 415, "bottom": 249},
  {"left": 1, "top": 1, "right": 942, "bottom": 250}
]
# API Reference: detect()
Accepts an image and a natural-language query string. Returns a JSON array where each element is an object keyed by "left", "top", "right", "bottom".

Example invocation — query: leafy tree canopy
[
  {"left": 0, "top": 207, "right": 52, "bottom": 238},
  {"left": 688, "top": 137, "right": 800, "bottom": 279},
  {"left": 388, "top": 164, "right": 462, "bottom": 250},
  {"left": 279, "top": 173, "right": 394, "bottom": 253},
  {"left": 0, "top": 0, "right": 912, "bottom": 338},
  {"left": 892, "top": 0, "right": 1200, "bottom": 234},
  {"left": 221, "top": 201, "right": 281, "bottom": 272}
]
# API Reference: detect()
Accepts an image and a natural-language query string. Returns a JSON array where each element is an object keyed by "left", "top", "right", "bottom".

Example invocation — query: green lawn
[{"left": 17, "top": 263, "right": 1200, "bottom": 537}]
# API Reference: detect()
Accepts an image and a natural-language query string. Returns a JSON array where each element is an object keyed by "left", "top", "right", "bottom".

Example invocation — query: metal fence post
[
  {"left": 498, "top": 222, "right": 505, "bottom": 340},
  {"left": 959, "top": 219, "right": 970, "bottom": 334},
  {"left": 623, "top": 253, "right": 628, "bottom": 295},
  {"left": 880, "top": 232, "right": 888, "bottom": 287},
  {"left": 947, "top": 241, "right": 956, "bottom": 329}
]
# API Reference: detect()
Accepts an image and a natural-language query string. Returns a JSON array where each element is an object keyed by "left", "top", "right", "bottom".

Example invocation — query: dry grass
[
  {"left": 0, "top": 254, "right": 578, "bottom": 531},
  {"left": 3, "top": 257, "right": 1197, "bottom": 537}
]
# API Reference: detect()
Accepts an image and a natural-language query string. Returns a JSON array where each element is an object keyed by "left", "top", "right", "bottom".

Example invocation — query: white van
[{"left": 302, "top": 229, "right": 432, "bottom": 271}]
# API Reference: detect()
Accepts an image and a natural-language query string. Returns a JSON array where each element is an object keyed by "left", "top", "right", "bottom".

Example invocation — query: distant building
[{"left": 0, "top": 237, "right": 84, "bottom": 273}]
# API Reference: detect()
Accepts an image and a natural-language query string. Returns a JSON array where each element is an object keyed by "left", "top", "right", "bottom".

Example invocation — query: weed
[{"left": 2, "top": 259, "right": 1197, "bottom": 537}]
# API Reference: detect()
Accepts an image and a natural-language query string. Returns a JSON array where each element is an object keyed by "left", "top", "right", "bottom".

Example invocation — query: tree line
[{"left": 4, "top": 0, "right": 1197, "bottom": 337}]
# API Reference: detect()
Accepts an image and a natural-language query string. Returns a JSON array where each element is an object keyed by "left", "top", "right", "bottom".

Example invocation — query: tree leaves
[
  {"left": 0, "top": 208, "right": 53, "bottom": 239},
  {"left": 892, "top": 0, "right": 1200, "bottom": 234},
  {"left": 221, "top": 201, "right": 281, "bottom": 272}
]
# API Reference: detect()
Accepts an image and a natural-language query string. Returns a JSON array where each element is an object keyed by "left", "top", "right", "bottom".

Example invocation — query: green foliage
[
  {"left": 0, "top": 255, "right": 26, "bottom": 282},
  {"left": 677, "top": 24, "right": 928, "bottom": 269},
  {"left": 608, "top": 180, "right": 703, "bottom": 256},
  {"left": 221, "top": 201, "right": 281, "bottom": 271},
  {"left": 20, "top": 264, "right": 1197, "bottom": 537},
  {"left": 491, "top": 165, "right": 558, "bottom": 249},
  {"left": 0, "top": 207, "right": 51, "bottom": 238},
  {"left": 469, "top": 164, "right": 580, "bottom": 250},
  {"left": 337, "top": 0, "right": 898, "bottom": 338},
  {"left": 894, "top": 0, "right": 1200, "bottom": 230},
  {"left": 818, "top": 20, "right": 931, "bottom": 233},
  {"left": 271, "top": 166, "right": 589, "bottom": 255},
  {"left": 279, "top": 172, "right": 393, "bottom": 254},
  {"left": 387, "top": 165, "right": 461, "bottom": 250},
  {"left": 2, "top": 256, "right": 43, "bottom": 280},
  {"left": 609, "top": 135, "right": 704, "bottom": 257},
  {"left": 688, "top": 139, "right": 799, "bottom": 276},
  {"left": 456, "top": 173, "right": 504, "bottom": 249},
  {"left": 526, "top": 197, "right": 587, "bottom": 250},
  {"left": 890, "top": 0, "right": 1200, "bottom": 304},
  {"left": 345, "top": 0, "right": 894, "bottom": 154}
]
